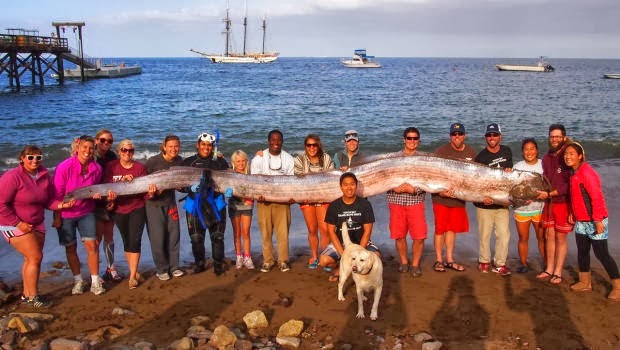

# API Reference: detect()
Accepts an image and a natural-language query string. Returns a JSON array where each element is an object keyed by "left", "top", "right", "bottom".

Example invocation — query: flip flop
[
  {"left": 433, "top": 261, "right": 446, "bottom": 272},
  {"left": 549, "top": 275, "right": 564, "bottom": 285},
  {"left": 536, "top": 271, "right": 553, "bottom": 280}
]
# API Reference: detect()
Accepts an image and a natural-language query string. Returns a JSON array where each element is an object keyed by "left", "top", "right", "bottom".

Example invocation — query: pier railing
[{"left": 0, "top": 34, "right": 69, "bottom": 52}]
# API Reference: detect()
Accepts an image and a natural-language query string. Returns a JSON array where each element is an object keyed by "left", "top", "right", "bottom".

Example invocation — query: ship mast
[
  {"left": 223, "top": 0, "right": 232, "bottom": 57},
  {"left": 242, "top": 0, "right": 248, "bottom": 56},
  {"left": 261, "top": 16, "right": 267, "bottom": 54}
]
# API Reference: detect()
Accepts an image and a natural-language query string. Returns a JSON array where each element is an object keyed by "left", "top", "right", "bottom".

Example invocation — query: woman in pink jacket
[
  {"left": 0, "top": 145, "right": 59, "bottom": 308},
  {"left": 54, "top": 135, "right": 115, "bottom": 296},
  {"left": 564, "top": 142, "right": 619, "bottom": 301}
]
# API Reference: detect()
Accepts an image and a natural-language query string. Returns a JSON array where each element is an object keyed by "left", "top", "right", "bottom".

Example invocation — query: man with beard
[
  {"left": 474, "top": 123, "right": 513, "bottom": 276},
  {"left": 431, "top": 122, "right": 477, "bottom": 273},
  {"left": 536, "top": 124, "right": 574, "bottom": 285}
]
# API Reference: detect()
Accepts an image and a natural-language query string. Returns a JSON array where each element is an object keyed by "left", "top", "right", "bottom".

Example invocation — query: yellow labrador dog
[{"left": 337, "top": 222, "right": 383, "bottom": 320}]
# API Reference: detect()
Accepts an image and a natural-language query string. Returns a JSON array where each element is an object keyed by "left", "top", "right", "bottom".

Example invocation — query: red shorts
[
  {"left": 541, "top": 201, "right": 574, "bottom": 234},
  {"left": 388, "top": 203, "right": 427, "bottom": 240},
  {"left": 432, "top": 203, "right": 469, "bottom": 235}
]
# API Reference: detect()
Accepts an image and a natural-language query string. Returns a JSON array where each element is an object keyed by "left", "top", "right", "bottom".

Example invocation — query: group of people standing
[{"left": 1, "top": 122, "right": 618, "bottom": 309}]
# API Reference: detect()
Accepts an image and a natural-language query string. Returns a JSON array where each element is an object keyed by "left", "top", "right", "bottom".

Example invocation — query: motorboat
[
  {"left": 603, "top": 73, "right": 620, "bottom": 79},
  {"left": 341, "top": 49, "right": 382, "bottom": 68},
  {"left": 495, "top": 57, "right": 554, "bottom": 72}
]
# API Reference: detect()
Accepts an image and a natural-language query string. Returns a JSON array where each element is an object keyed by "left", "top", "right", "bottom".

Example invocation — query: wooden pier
[{"left": 0, "top": 22, "right": 95, "bottom": 91}]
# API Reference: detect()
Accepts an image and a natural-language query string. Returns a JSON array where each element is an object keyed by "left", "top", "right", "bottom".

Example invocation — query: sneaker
[
  {"left": 260, "top": 263, "right": 273, "bottom": 273},
  {"left": 71, "top": 280, "right": 85, "bottom": 295},
  {"left": 156, "top": 272, "right": 171, "bottom": 281},
  {"left": 24, "top": 295, "right": 53, "bottom": 308},
  {"left": 478, "top": 262, "right": 491, "bottom": 273},
  {"left": 90, "top": 282, "right": 106, "bottom": 295},
  {"left": 243, "top": 256, "right": 255, "bottom": 270},
  {"left": 235, "top": 256, "right": 244, "bottom": 270},
  {"left": 517, "top": 265, "right": 529, "bottom": 273},
  {"left": 104, "top": 266, "right": 123, "bottom": 281},
  {"left": 492, "top": 265, "right": 512, "bottom": 276},
  {"left": 279, "top": 262, "right": 291, "bottom": 272},
  {"left": 171, "top": 269, "right": 184, "bottom": 278}
]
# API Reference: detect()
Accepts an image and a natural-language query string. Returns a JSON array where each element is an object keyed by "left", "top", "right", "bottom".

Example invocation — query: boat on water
[
  {"left": 190, "top": 0, "right": 278, "bottom": 63},
  {"left": 603, "top": 73, "right": 620, "bottom": 79},
  {"left": 341, "top": 49, "right": 382, "bottom": 68},
  {"left": 495, "top": 56, "right": 554, "bottom": 72},
  {"left": 52, "top": 59, "right": 142, "bottom": 80}
]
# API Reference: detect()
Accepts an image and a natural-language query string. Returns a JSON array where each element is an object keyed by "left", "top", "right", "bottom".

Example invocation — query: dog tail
[{"left": 341, "top": 221, "right": 352, "bottom": 247}]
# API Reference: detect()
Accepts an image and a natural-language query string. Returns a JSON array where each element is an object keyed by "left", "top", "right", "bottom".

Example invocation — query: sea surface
[
  {"left": 1, "top": 57, "right": 620, "bottom": 170},
  {"left": 1, "top": 57, "right": 619, "bottom": 281}
]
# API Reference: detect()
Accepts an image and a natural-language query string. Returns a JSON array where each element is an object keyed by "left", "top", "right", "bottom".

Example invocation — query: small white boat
[
  {"left": 52, "top": 59, "right": 141, "bottom": 80},
  {"left": 603, "top": 73, "right": 620, "bottom": 79},
  {"left": 495, "top": 57, "right": 554, "bottom": 72},
  {"left": 341, "top": 49, "right": 382, "bottom": 68}
]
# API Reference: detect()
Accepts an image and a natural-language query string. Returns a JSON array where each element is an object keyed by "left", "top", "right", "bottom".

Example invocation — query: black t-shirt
[
  {"left": 474, "top": 145, "right": 513, "bottom": 209},
  {"left": 325, "top": 197, "right": 375, "bottom": 244}
]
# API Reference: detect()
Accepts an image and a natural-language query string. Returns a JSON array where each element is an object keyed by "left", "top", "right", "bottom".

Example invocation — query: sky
[{"left": 2, "top": 0, "right": 620, "bottom": 58}]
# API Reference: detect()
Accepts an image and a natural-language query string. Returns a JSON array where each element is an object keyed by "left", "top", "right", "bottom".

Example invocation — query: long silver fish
[{"left": 66, "top": 154, "right": 548, "bottom": 206}]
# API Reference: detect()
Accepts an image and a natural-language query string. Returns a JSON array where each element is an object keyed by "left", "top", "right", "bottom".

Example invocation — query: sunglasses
[
  {"left": 99, "top": 138, "right": 113, "bottom": 144},
  {"left": 450, "top": 132, "right": 465, "bottom": 137},
  {"left": 26, "top": 155, "right": 43, "bottom": 161},
  {"left": 486, "top": 133, "right": 500, "bottom": 138},
  {"left": 405, "top": 136, "right": 420, "bottom": 141},
  {"left": 120, "top": 148, "right": 135, "bottom": 154},
  {"left": 305, "top": 143, "right": 319, "bottom": 148}
]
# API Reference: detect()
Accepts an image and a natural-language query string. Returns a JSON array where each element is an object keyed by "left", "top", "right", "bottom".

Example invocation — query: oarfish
[{"left": 66, "top": 154, "right": 548, "bottom": 206}]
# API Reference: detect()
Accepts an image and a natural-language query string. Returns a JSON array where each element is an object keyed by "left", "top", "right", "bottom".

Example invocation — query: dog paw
[
  {"left": 362, "top": 296, "right": 368, "bottom": 302},
  {"left": 356, "top": 312, "right": 366, "bottom": 319},
  {"left": 338, "top": 295, "right": 346, "bottom": 301},
  {"left": 370, "top": 312, "right": 378, "bottom": 320}
]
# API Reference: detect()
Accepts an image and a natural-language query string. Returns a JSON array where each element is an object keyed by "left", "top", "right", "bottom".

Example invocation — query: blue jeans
[{"left": 58, "top": 213, "right": 97, "bottom": 246}]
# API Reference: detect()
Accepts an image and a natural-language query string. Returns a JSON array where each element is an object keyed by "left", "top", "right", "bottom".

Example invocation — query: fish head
[{"left": 509, "top": 172, "right": 550, "bottom": 206}]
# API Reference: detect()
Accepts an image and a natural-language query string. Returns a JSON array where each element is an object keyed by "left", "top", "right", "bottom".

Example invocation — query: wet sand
[{"left": 1, "top": 160, "right": 619, "bottom": 349}]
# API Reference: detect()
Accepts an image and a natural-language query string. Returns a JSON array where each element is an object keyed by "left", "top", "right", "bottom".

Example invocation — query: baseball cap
[
  {"left": 449, "top": 123, "right": 465, "bottom": 134},
  {"left": 344, "top": 130, "right": 359, "bottom": 142},
  {"left": 485, "top": 123, "right": 502, "bottom": 136}
]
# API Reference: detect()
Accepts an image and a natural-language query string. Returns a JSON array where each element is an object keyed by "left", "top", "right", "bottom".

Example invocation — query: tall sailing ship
[{"left": 190, "top": 0, "right": 279, "bottom": 63}]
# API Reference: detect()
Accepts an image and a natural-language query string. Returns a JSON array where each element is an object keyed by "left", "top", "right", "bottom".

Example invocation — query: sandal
[
  {"left": 328, "top": 274, "right": 339, "bottom": 282},
  {"left": 433, "top": 261, "right": 446, "bottom": 272},
  {"left": 536, "top": 271, "right": 552, "bottom": 280},
  {"left": 410, "top": 266, "right": 422, "bottom": 278},
  {"left": 549, "top": 275, "right": 564, "bottom": 285},
  {"left": 398, "top": 264, "right": 409, "bottom": 273},
  {"left": 444, "top": 261, "right": 465, "bottom": 272}
]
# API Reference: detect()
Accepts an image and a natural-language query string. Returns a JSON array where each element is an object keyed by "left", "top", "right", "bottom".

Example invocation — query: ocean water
[
  {"left": 1, "top": 57, "right": 620, "bottom": 170},
  {"left": 1, "top": 57, "right": 619, "bottom": 281}
]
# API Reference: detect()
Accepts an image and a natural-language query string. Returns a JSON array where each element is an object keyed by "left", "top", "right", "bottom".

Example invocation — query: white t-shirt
[
  {"left": 250, "top": 149, "right": 295, "bottom": 176},
  {"left": 513, "top": 159, "right": 544, "bottom": 214}
]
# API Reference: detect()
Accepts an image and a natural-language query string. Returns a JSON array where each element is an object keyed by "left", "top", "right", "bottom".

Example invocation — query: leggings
[{"left": 576, "top": 234, "right": 620, "bottom": 279}]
